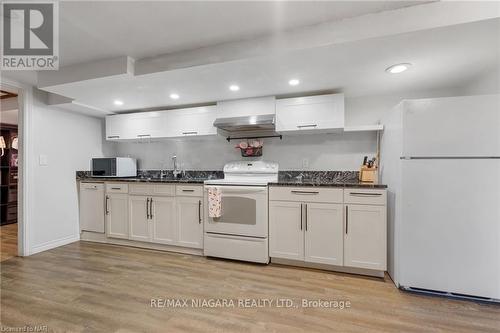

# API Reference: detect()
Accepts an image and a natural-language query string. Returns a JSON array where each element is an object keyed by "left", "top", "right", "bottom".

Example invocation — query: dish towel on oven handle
[{"left": 208, "top": 187, "right": 222, "bottom": 218}]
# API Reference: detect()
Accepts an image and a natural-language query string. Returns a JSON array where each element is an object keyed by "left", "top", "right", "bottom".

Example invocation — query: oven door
[{"left": 204, "top": 185, "right": 268, "bottom": 238}]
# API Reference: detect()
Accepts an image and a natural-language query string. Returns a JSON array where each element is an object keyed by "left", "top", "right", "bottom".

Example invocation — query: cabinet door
[
  {"left": 166, "top": 106, "right": 217, "bottom": 138},
  {"left": 129, "top": 196, "right": 151, "bottom": 242},
  {"left": 106, "top": 114, "right": 132, "bottom": 140},
  {"left": 151, "top": 196, "right": 176, "bottom": 245},
  {"left": 176, "top": 197, "right": 203, "bottom": 249},
  {"left": 304, "top": 203, "right": 344, "bottom": 266},
  {"left": 129, "top": 112, "right": 163, "bottom": 139},
  {"left": 80, "top": 183, "right": 105, "bottom": 233},
  {"left": 344, "top": 204, "right": 387, "bottom": 270},
  {"left": 106, "top": 193, "right": 129, "bottom": 239},
  {"left": 269, "top": 201, "right": 304, "bottom": 260},
  {"left": 276, "top": 94, "right": 344, "bottom": 132}
]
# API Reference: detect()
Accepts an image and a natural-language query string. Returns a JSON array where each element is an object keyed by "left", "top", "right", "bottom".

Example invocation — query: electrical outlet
[
  {"left": 39, "top": 154, "right": 48, "bottom": 166},
  {"left": 302, "top": 158, "right": 309, "bottom": 169}
]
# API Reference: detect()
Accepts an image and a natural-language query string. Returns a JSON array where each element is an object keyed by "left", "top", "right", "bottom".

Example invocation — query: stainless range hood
[{"left": 213, "top": 114, "right": 275, "bottom": 133}]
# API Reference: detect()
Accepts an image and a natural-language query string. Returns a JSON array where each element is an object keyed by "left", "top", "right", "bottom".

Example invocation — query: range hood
[{"left": 213, "top": 114, "right": 275, "bottom": 133}]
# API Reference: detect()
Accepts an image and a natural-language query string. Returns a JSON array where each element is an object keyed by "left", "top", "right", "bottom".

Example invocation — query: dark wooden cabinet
[{"left": 0, "top": 124, "right": 18, "bottom": 225}]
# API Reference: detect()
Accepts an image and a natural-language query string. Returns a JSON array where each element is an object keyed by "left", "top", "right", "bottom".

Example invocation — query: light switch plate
[{"left": 39, "top": 154, "right": 48, "bottom": 166}]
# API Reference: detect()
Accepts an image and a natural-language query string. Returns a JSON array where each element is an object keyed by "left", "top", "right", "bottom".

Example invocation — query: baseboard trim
[
  {"left": 271, "top": 258, "right": 385, "bottom": 278},
  {"left": 30, "top": 234, "right": 80, "bottom": 255},
  {"left": 80, "top": 231, "right": 203, "bottom": 256}
]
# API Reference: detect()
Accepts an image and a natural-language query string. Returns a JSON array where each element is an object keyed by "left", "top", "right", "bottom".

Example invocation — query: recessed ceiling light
[
  {"left": 386, "top": 63, "right": 412, "bottom": 74},
  {"left": 229, "top": 85, "right": 240, "bottom": 91},
  {"left": 288, "top": 79, "right": 300, "bottom": 86},
  {"left": 170, "top": 93, "right": 180, "bottom": 100},
  {"left": 113, "top": 100, "right": 124, "bottom": 106}
]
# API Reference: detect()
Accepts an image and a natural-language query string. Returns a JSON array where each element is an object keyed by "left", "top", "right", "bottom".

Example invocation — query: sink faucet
[{"left": 172, "top": 155, "right": 182, "bottom": 178}]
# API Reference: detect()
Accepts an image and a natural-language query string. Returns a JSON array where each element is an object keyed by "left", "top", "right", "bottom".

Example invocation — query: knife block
[{"left": 359, "top": 166, "right": 378, "bottom": 183}]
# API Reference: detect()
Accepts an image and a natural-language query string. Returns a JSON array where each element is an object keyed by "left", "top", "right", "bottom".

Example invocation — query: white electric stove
[{"left": 203, "top": 161, "right": 278, "bottom": 263}]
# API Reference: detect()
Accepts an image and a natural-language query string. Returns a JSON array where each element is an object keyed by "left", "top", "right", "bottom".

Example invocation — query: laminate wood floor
[
  {"left": 0, "top": 223, "right": 17, "bottom": 262},
  {"left": 1, "top": 241, "right": 499, "bottom": 332}
]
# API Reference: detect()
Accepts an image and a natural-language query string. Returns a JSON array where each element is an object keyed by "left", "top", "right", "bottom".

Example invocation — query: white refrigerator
[{"left": 381, "top": 94, "right": 500, "bottom": 301}]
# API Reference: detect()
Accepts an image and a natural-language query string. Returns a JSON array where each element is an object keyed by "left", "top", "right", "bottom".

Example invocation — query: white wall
[{"left": 30, "top": 89, "right": 105, "bottom": 254}]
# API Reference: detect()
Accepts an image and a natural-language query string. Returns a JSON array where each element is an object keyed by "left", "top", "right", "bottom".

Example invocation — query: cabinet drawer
[
  {"left": 129, "top": 184, "right": 175, "bottom": 196},
  {"left": 81, "top": 182, "right": 104, "bottom": 190},
  {"left": 344, "top": 189, "right": 386, "bottom": 205},
  {"left": 106, "top": 183, "right": 129, "bottom": 193},
  {"left": 176, "top": 185, "right": 203, "bottom": 197},
  {"left": 269, "top": 186, "right": 343, "bottom": 203}
]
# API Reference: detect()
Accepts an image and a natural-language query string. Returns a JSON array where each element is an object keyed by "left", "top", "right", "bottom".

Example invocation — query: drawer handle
[
  {"left": 110, "top": 187, "right": 122, "bottom": 190},
  {"left": 297, "top": 124, "right": 317, "bottom": 128},
  {"left": 182, "top": 131, "right": 198, "bottom": 135},
  {"left": 182, "top": 189, "right": 195, "bottom": 192},
  {"left": 291, "top": 190, "right": 319, "bottom": 195},
  {"left": 349, "top": 192, "right": 382, "bottom": 197},
  {"left": 107, "top": 135, "right": 119, "bottom": 139},
  {"left": 137, "top": 134, "right": 151, "bottom": 138}
]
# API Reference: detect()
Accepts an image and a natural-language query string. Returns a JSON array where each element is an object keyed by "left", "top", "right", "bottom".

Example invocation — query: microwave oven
[{"left": 91, "top": 157, "right": 137, "bottom": 177}]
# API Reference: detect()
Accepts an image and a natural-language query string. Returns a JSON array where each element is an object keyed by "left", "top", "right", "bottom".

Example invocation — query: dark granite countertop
[
  {"left": 78, "top": 177, "right": 209, "bottom": 184},
  {"left": 76, "top": 170, "right": 223, "bottom": 184},
  {"left": 76, "top": 170, "right": 387, "bottom": 188},
  {"left": 269, "top": 171, "right": 387, "bottom": 189},
  {"left": 268, "top": 180, "right": 387, "bottom": 189}
]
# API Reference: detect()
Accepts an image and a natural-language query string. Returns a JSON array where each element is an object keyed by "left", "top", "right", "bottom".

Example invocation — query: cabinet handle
[
  {"left": 146, "top": 198, "right": 150, "bottom": 219},
  {"left": 137, "top": 134, "right": 151, "bottom": 138},
  {"left": 111, "top": 187, "right": 121, "bottom": 190},
  {"left": 305, "top": 204, "right": 308, "bottom": 231},
  {"left": 182, "top": 131, "right": 198, "bottom": 135},
  {"left": 345, "top": 206, "right": 348, "bottom": 235},
  {"left": 198, "top": 200, "right": 202, "bottom": 224},
  {"left": 150, "top": 198, "right": 154, "bottom": 219},
  {"left": 349, "top": 192, "right": 382, "bottom": 196},
  {"left": 297, "top": 124, "right": 317, "bottom": 129},
  {"left": 105, "top": 195, "right": 109, "bottom": 215},
  {"left": 182, "top": 189, "right": 195, "bottom": 192},
  {"left": 107, "top": 135, "right": 119, "bottom": 139},
  {"left": 300, "top": 204, "right": 303, "bottom": 230},
  {"left": 291, "top": 190, "right": 319, "bottom": 195}
]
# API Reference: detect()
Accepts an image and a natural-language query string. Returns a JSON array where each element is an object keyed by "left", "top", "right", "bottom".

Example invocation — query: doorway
[{"left": 0, "top": 89, "right": 19, "bottom": 261}]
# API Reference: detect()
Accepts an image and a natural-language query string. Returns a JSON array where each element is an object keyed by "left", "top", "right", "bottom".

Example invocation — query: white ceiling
[
  {"left": 42, "top": 18, "right": 500, "bottom": 113},
  {"left": 58, "top": 1, "right": 426, "bottom": 67}
]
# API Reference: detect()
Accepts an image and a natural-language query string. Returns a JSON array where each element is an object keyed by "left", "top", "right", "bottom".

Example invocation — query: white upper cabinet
[
  {"left": 165, "top": 106, "right": 217, "bottom": 137},
  {"left": 275, "top": 94, "right": 344, "bottom": 133},
  {"left": 105, "top": 106, "right": 217, "bottom": 140}
]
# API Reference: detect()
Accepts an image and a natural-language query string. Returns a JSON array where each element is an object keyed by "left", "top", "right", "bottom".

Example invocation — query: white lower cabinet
[
  {"left": 126, "top": 186, "right": 203, "bottom": 249},
  {"left": 269, "top": 201, "right": 304, "bottom": 260},
  {"left": 344, "top": 204, "right": 387, "bottom": 270},
  {"left": 176, "top": 197, "right": 203, "bottom": 249},
  {"left": 269, "top": 186, "right": 387, "bottom": 274},
  {"left": 151, "top": 197, "right": 176, "bottom": 245},
  {"left": 129, "top": 195, "right": 176, "bottom": 244},
  {"left": 106, "top": 193, "right": 129, "bottom": 239},
  {"left": 269, "top": 200, "right": 344, "bottom": 265},
  {"left": 304, "top": 203, "right": 344, "bottom": 266},
  {"left": 129, "top": 196, "right": 151, "bottom": 242}
]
